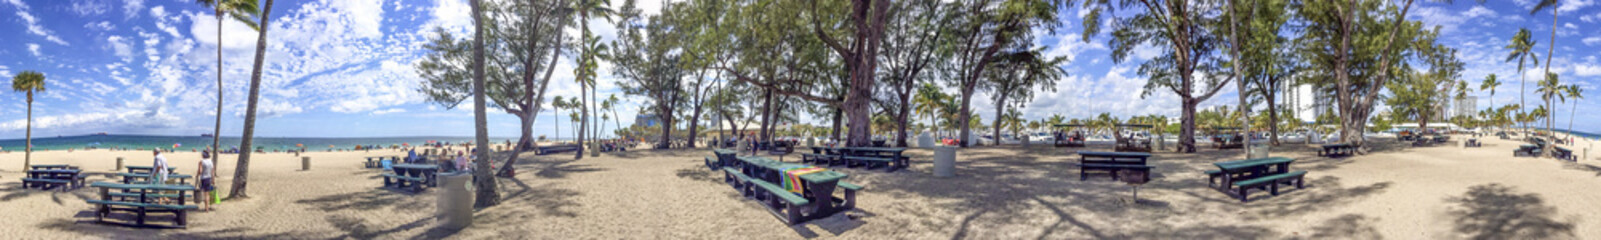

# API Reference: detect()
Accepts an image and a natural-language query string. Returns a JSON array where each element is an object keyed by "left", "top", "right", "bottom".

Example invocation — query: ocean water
[
  {"left": 1550, "top": 129, "right": 1601, "bottom": 140},
  {"left": 0, "top": 135, "right": 517, "bottom": 152}
]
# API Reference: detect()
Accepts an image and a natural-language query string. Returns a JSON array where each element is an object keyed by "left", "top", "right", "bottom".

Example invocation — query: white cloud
[
  {"left": 1585, "top": 36, "right": 1601, "bottom": 46},
  {"left": 85, "top": 21, "right": 115, "bottom": 31},
  {"left": 1575, "top": 64, "right": 1601, "bottom": 77},
  {"left": 1558, "top": 0, "right": 1594, "bottom": 14},
  {"left": 150, "top": 6, "right": 167, "bottom": 19},
  {"left": 70, "top": 0, "right": 110, "bottom": 16},
  {"left": 8, "top": 3, "right": 70, "bottom": 45},
  {"left": 107, "top": 36, "right": 134, "bottom": 61},
  {"left": 371, "top": 108, "right": 407, "bottom": 115},
  {"left": 1043, "top": 33, "right": 1107, "bottom": 63},
  {"left": 1462, "top": 6, "right": 1497, "bottom": 18},
  {"left": 188, "top": 12, "right": 260, "bottom": 49},
  {"left": 1583, "top": 12, "right": 1601, "bottom": 23},
  {"left": 26, "top": 43, "right": 41, "bottom": 57},
  {"left": 123, "top": 0, "right": 143, "bottom": 19},
  {"left": 425, "top": 0, "right": 471, "bottom": 34}
]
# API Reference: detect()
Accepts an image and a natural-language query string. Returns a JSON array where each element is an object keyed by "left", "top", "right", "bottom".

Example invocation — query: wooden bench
[
  {"left": 380, "top": 173, "right": 427, "bottom": 192},
  {"left": 722, "top": 167, "right": 809, "bottom": 224},
  {"left": 1076, "top": 151, "right": 1153, "bottom": 181},
  {"left": 835, "top": 181, "right": 863, "bottom": 209},
  {"left": 535, "top": 145, "right": 581, "bottom": 155},
  {"left": 85, "top": 199, "right": 198, "bottom": 227},
  {"left": 1230, "top": 171, "right": 1307, "bottom": 202},
  {"left": 1318, "top": 144, "right": 1355, "bottom": 157},
  {"left": 800, "top": 153, "right": 837, "bottom": 165},
  {"left": 109, "top": 192, "right": 193, "bottom": 201},
  {"left": 21, "top": 178, "right": 73, "bottom": 191},
  {"left": 842, "top": 156, "right": 893, "bottom": 169}
]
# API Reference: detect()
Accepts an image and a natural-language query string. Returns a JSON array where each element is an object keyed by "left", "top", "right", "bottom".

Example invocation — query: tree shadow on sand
[
  {"left": 36, "top": 218, "right": 324, "bottom": 239},
  {"left": 1444, "top": 184, "right": 1577, "bottom": 240},
  {"left": 504, "top": 158, "right": 606, "bottom": 179},
  {"left": 1246, "top": 176, "right": 1392, "bottom": 219},
  {"left": 1286, "top": 214, "right": 1384, "bottom": 240},
  {"left": 294, "top": 188, "right": 433, "bottom": 212}
]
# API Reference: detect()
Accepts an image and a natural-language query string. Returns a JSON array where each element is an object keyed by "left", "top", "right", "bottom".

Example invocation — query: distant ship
[
  {"left": 202, "top": 134, "right": 215, "bottom": 138},
  {"left": 94, "top": 132, "right": 108, "bottom": 136}
]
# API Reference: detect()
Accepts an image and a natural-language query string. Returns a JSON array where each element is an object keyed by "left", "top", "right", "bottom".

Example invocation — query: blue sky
[{"left": 0, "top": 0, "right": 1597, "bottom": 139}]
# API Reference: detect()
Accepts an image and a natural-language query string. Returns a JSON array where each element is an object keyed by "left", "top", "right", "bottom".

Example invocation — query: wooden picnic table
[
  {"left": 26, "top": 169, "right": 80, "bottom": 178},
  {"left": 1211, "top": 157, "right": 1295, "bottom": 189},
  {"left": 87, "top": 182, "right": 198, "bottom": 227},
  {"left": 125, "top": 165, "right": 178, "bottom": 174},
  {"left": 1074, "top": 151, "right": 1153, "bottom": 181},
  {"left": 391, "top": 164, "right": 439, "bottom": 188},
  {"left": 732, "top": 156, "right": 853, "bottom": 223},
  {"left": 30, "top": 164, "right": 76, "bottom": 170},
  {"left": 116, "top": 172, "right": 194, "bottom": 185}
]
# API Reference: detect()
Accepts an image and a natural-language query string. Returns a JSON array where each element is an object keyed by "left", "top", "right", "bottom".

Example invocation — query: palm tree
[
  {"left": 1565, "top": 84, "right": 1583, "bottom": 141},
  {"left": 606, "top": 94, "right": 623, "bottom": 136},
  {"left": 11, "top": 71, "right": 45, "bottom": 169},
  {"left": 552, "top": 96, "right": 565, "bottom": 141},
  {"left": 1531, "top": 0, "right": 1558, "bottom": 114},
  {"left": 469, "top": 0, "right": 500, "bottom": 207},
  {"left": 913, "top": 83, "right": 946, "bottom": 137},
  {"left": 1537, "top": 73, "right": 1562, "bottom": 139},
  {"left": 1504, "top": 28, "right": 1538, "bottom": 133},
  {"left": 229, "top": 0, "right": 272, "bottom": 199},
  {"left": 196, "top": 0, "right": 261, "bottom": 156},
  {"left": 1479, "top": 74, "right": 1500, "bottom": 124},
  {"left": 573, "top": 0, "right": 615, "bottom": 159}
]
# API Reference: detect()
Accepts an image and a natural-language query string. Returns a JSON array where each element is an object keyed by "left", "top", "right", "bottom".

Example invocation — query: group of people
[{"left": 148, "top": 148, "right": 217, "bottom": 212}]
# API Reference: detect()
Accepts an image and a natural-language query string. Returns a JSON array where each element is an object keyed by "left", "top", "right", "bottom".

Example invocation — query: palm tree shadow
[{"left": 1444, "top": 184, "right": 1577, "bottom": 240}]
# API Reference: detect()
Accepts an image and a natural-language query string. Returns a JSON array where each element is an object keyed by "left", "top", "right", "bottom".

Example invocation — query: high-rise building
[
  {"left": 1281, "top": 83, "right": 1329, "bottom": 123},
  {"left": 1450, "top": 97, "right": 1478, "bottom": 119}
]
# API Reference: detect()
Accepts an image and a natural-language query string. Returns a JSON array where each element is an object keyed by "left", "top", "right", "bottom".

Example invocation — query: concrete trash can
[
  {"left": 1248, "top": 143, "right": 1269, "bottom": 159},
  {"left": 116, "top": 157, "right": 124, "bottom": 171},
  {"left": 807, "top": 137, "right": 816, "bottom": 148},
  {"left": 591, "top": 142, "right": 600, "bottom": 157},
  {"left": 301, "top": 157, "right": 311, "bottom": 170},
  {"left": 934, "top": 146, "right": 956, "bottom": 177},
  {"left": 436, "top": 172, "right": 473, "bottom": 230}
]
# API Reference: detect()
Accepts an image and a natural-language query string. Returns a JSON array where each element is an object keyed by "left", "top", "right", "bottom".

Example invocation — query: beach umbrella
[
  {"left": 173, "top": 143, "right": 182, "bottom": 149},
  {"left": 296, "top": 143, "right": 304, "bottom": 148},
  {"left": 329, "top": 145, "right": 335, "bottom": 148}
]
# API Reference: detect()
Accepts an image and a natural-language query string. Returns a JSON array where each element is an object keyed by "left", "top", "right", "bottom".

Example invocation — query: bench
[
  {"left": 535, "top": 145, "right": 581, "bottom": 155},
  {"left": 800, "top": 153, "right": 837, "bottom": 165},
  {"left": 722, "top": 167, "right": 809, "bottom": 224},
  {"left": 1204, "top": 170, "right": 1223, "bottom": 187},
  {"left": 85, "top": 199, "right": 198, "bottom": 227},
  {"left": 21, "top": 178, "right": 73, "bottom": 191},
  {"left": 1078, "top": 163, "right": 1153, "bottom": 181},
  {"left": 1319, "top": 144, "right": 1355, "bottom": 157},
  {"left": 836, "top": 181, "right": 863, "bottom": 210},
  {"left": 1230, "top": 170, "right": 1307, "bottom": 202},
  {"left": 380, "top": 173, "right": 427, "bottom": 192},
  {"left": 1514, "top": 145, "right": 1542, "bottom": 157},
  {"left": 109, "top": 192, "right": 193, "bottom": 201},
  {"left": 842, "top": 156, "right": 893, "bottom": 169}
]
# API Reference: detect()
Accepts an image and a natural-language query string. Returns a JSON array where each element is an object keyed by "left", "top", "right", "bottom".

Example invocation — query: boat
[
  {"left": 94, "top": 132, "right": 108, "bottom": 136},
  {"left": 202, "top": 134, "right": 215, "bottom": 138}
]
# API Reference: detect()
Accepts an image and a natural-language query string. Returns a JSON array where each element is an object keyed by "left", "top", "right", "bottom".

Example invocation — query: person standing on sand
[
  {"left": 198, "top": 150, "right": 216, "bottom": 211},
  {"left": 152, "top": 150, "right": 170, "bottom": 184}
]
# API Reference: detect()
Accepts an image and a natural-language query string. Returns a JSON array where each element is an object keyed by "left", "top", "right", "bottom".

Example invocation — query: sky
[{"left": 0, "top": 0, "right": 1597, "bottom": 139}]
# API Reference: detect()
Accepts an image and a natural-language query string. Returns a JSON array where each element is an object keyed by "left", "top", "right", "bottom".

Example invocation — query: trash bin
[
  {"left": 1248, "top": 143, "right": 1269, "bottom": 159},
  {"left": 436, "top": 172, "right": 473, "bottom": 230},
  {"left": 116, "top": 157, "right": 124, "bottom": 171},
  {"left": 934, "top": 146, "right": 956, "bottom": 177},
  {"left": 301, "top": 157, "right": 311, "bottom": 171},
  {"left": 917, "top": 132, "right": 934, "bottom": 149}
]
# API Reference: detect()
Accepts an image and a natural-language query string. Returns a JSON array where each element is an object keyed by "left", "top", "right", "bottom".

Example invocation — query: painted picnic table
[
  {"left": 125, "top": 165, "right": 177, "bottom": 175},
  {"left": 1319, "top": 144, "right": 1355, "bottom": 157},
  {"left": 87, "top": 182, "right": 198, "bottom": 227},
  {"left": 733, "top": 156, "right": 852, "bottom": 219},
  {"left": 30, "top": 164, "right": 77, "bottom": 170},
  {"left": 1211, "top": 157, "right": 1295, "bottom": 189},
  {"left": 391, "top": 163, "right": 439, "bottom": 188}
]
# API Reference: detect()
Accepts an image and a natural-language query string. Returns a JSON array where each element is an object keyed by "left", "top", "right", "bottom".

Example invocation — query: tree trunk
[
  {"left": 958, "top": 85, "right": 974, "bottom": 147},
  {"left": 24, "top": 94, "right": 32, "bottom": 170},
  {"left": 576, "top": 79, "right": 587, "bottom": 158},
  {"left": 213, "top": 14, "right": 224, "bottom": 155},
  {"left": 992, "top": 97, "right": 1005, "bottom": 148},
  {"left": 760, "top": 89, "right": 773, "bottom": 143},
  {"left": 229, "top": 0, "right": 274, "bottom": 199},
  {"left": 895, "top": 77, "right": 913, "bottom": 147},
  {"left": 1178, "top": 99, "right": 1198, "bottom": 153},
  {"left": 831, "top": 107, "right": 843, "bottom": 141},
  {"left": 1267, "top": 95, "right": 1281, "bottom": 146},
  {"left": 470, "top": 0, "right": 500, "bottom": 207}
]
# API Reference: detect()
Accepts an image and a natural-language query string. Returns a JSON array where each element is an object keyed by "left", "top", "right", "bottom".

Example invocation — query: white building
[
  {"left": 1449, "top": 97, "right": 1478, "bottom": 119},
  {"left": 1282, "top": 83, "right": 1330, "bottom": 123}
]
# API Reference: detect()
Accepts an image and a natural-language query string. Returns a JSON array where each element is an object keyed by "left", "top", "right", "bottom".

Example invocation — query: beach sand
[{"left": 1, "top": 136, "right": 1598, "bottom": 239}]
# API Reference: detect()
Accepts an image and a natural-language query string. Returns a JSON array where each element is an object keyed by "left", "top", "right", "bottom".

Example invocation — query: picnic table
[
  {"left": 1318, "top": 144, "right": 1355, "bottom": 157},
  {"left": 1464, "top": 138, "right": 1481, "bottom": 147},
  {"left": 1515, "top": 144, "right": 1542, "bottom": 157},
  {"left": 1206, "top": 157, "right": 1305, "bottom": 202},
  {"left": 86, "top": 182, "right": 198, "bottom": 227},
  {"left": 704, "top": 149, "right": 739, "bottom": 170},
  {"left": 801, "top": 147, "right": 907, "bottom": 171},
  {"left": 116, "top": 172, "right": 194, "bottom": 185},
  {"left": 725, "top": 156, "right": 860, "bottom": 224},
  {"left": 365, "top": 156, "right": 400, "bottom": 168},
  {"left": 23, "top": 168, "right": 84, "bottom": 191},
  {"left": 383, "top": 164, "right": 439, "bottom": 192},
  {"left": 125, "top": 165, "right": 178, "bottom": 175},
  {"left": 30, "top": 164, "right": 77, "bottom": 170},
  {"left": 1075, "top": 151, "right": 1153, "bottom": 181}
]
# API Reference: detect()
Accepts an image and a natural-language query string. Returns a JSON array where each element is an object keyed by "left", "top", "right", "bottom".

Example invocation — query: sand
[{"left": 0, "top": 136, "right": 1598, "bottom": 239}]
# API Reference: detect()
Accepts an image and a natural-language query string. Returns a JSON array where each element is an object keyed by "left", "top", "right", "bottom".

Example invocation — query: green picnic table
[
  {"left": 116, "top": 172, "right": 194, "bottom": 185},
  {"left": 29, "top": 164, "right": 76, "bottom": 170},
  {"left": 729, "top": 156, "right": 857, "bottom": 224},
  {"left": 125, "top": 165, "right": 178, "bottom": 174},
  {"left": 86, "top": 182, "right": 199, "bottom": 227},
  {"left": 1209, "top": 157, "right": 1304, "bottom": 202}
]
